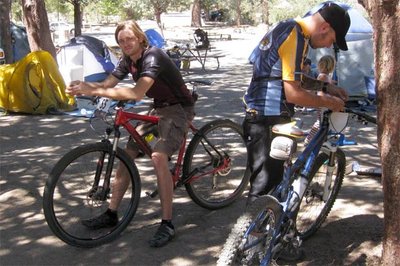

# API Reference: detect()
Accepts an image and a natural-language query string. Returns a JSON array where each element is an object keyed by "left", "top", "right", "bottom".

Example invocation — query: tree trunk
[
  {"left": 72, "top": 0, "right": 82, "bottom": 37},
  {"left": 235, "top": 0, "right": 241, "bottom": 27},
  {"left": 21, "top": 0, "right": 56, "bottom": 59},
  {"left": 359, "top": 0, "right": 400, "bottom": 265},
  {"left": 154, "top": 11, "right": 164, "bottom": 37},
  {"left": 0, "top": 0, "right": 13, "bottom": 63},
  {"left": 191, "top": 0, "right": 202, "bottom": 28},
  {"left": 261, "top": 0, "right": 269, "bottom": 25}
]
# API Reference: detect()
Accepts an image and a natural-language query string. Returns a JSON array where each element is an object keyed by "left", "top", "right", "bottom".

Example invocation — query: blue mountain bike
[{"left": 217, "top": 108, "right": 376, "bottom": 265}]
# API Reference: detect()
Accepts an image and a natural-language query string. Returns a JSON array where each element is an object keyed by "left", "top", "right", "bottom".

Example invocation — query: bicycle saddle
[{"left": 272, "top": 121, "right": 306, "bottom": 138}]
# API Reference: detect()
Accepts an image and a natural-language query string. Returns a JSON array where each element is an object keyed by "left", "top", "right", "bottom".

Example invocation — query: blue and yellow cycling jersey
[{"left": 244, "top": 18, "right": 310, "bottom": 116}]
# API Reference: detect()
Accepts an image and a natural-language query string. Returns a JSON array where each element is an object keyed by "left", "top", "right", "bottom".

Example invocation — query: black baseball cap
[{"left": 318, "top": 2, "right": 351, "bottom": 51}]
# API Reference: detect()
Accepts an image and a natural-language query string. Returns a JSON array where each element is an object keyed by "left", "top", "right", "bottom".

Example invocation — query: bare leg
[
  {"left": 151, "top": 152, "right": 173, "bottom": 220},
  {"left": 109, "top": 148, "right": 138, "bottom": 211}
]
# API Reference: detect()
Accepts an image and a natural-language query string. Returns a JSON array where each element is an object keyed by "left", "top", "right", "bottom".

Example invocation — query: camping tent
[
  {"left": 0, "top": 51, "right": 75, "bottom": 114},
  {"left": 305, "top": 1, "right": 375, "bottom": 100},
  {"left": 0, "top": 22, "right": 31, "bottom": 63},
  {"left": 10, "top": 22, "right": 31, "bottom": 62},
  {"left": 57, "top": 35, "right": 119, "bottom": 83},
  {"left": 145, "top": 29, "right": 165, "bottom": 48}
]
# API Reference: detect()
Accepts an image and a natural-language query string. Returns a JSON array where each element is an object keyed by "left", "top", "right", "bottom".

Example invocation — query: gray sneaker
[{"left": 149, "top": 224, "right": 175, "bottom": 248}]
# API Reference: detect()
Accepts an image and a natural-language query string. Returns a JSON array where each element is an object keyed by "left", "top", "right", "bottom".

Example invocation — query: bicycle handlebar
[{"left": 345, "top": 108, "right": 377, "bottom": 124}]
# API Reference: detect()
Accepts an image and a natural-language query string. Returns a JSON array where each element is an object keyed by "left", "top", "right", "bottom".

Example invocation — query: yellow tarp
[{"left": 0, "top": 50, "right": 75, "bottom": 114}]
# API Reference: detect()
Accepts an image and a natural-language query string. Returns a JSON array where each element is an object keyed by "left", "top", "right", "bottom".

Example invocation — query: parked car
[
  {"left": 0, "top": 48, "right": 5, "bottom": 64},
  {"left": 50, "top": 22, "right": 74, "bottom": 35}
]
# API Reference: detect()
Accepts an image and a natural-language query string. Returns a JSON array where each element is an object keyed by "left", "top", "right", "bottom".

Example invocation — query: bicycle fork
[
  {"left": 320, "top": 142, "right": 337, "bottom": 201},
  {"left": 90, "top": 130, "right": 121, "bottom": 202}
]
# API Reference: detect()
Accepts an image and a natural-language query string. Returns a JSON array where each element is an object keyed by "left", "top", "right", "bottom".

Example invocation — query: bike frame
[
  {"left": 228, "top": 108, "right": 375, "bottom": 265},
  {"left": 249, "top": 110, "right": 345, "bottom": 265},
  {"left": 276, "top": 112, "right": 331, "bottom": 204},
  {"left": 99, "top": 103, "right": 232, "bottom": 192},
  {"left": 103, "top": 104, "right": 196, "bottom": 186}
]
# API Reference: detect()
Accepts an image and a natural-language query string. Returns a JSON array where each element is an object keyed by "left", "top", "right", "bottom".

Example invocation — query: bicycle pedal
[{"left": 293, "top": 236, "right": 302, "bottom": 248}]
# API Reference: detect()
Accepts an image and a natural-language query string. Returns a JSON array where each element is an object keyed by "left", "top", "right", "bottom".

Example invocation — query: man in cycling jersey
[
  {"left": 66, "top": 20, "right": 195, "bottom": 248},
  {"left": 243, "top": 2, "right": 350, "bottom": 261}
]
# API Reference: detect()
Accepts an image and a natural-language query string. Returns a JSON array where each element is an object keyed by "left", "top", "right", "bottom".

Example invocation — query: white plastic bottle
[{"left": 289, "top": 175, "right": 308, "bottom": 210}]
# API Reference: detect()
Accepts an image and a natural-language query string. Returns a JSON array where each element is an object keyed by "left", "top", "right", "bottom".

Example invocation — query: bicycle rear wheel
[
  {"left": 43, "top": 142, "right": 141, "bottom": 248},
  {"left": 217, "top": 196, "right": 282, "bottom": 266},
  {"left": 296, "top": 148, "right": 345, "bottom": 240},
  {"left": 183, "top": 119, "right": 249, "bottom": 209}
]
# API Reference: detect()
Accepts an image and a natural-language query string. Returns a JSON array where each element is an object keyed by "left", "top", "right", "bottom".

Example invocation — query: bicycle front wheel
[
  {"left": 217, "top": 196, "right": 282, "bottom": 266},
  {"left": 296, "top": 148, "right": 346, "bottom": 240},
  {"left": 183, "top": 119, "right": 249, "bottom": 209},
  {"left": 43, "top": 142, "right": 141, "bottom": 248}
]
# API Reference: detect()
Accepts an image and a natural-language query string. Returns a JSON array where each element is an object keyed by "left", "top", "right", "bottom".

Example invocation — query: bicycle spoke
[{"left": 183, "top": 119, "right": 249, "bottom": 209}]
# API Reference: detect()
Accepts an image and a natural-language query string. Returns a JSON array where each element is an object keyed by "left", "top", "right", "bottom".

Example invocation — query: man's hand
[
  {"left": 324, "top": 94, "right": 345, "bottom": 112},
  {"left": 66, "top": 80, "right": 94, "bottom": 96},
  {"left": 327, "top": 84, "right": 348, "bottom": 102}
]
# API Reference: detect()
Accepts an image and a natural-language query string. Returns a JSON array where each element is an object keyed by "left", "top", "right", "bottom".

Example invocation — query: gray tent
[
  {"left": 305, "top": 1, "right": 375, "bottom": 100},
  {"left": 10, "top": 22, "right": 31, "bottom": 62}
]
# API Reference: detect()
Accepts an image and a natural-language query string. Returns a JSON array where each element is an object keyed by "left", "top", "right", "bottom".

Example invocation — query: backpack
[
  {"left": 166, "top": 45, "right": 182, "bottom": 69},
  {"left": 193, "top": 28, "right": 210, "bottom": 49}
]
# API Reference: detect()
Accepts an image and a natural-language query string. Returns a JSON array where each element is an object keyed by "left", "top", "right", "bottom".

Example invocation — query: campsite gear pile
[{"left": 193, "top": 28, "right": 210, "bottom": 49}]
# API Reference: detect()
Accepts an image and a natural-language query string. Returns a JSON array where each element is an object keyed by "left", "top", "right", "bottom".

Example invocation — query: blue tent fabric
[
  {"left": 10, "top": 22, "right": 30, "bottom": 62},
  {"left": 304, "top": 1, "right": 372, "bottom": 37},
  {"left": 57, "top": 35, "right": 119, "bottom": 83},
  {"left": 145, "top": 29, "right": 165, "bottom": 48}
]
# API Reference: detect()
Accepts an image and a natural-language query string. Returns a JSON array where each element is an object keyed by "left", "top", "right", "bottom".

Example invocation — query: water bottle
[
  {"left": 144, "top": 133, "right": 156, "bottom": 149},
  {"left": 289, "top": 175, "right": 308, "bottom": 210}
]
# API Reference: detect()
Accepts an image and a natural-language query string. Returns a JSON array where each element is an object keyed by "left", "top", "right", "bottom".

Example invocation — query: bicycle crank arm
[
  {"left": 146, "top": 183, "right": 182, "bottom": 198},
  {"left": 146, "top": 190, "right": 158, "bottom": 198}
]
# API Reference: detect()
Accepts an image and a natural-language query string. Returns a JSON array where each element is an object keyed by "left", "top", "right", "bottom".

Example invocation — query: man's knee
[{"left": 151, "top": 152, "right": 168, "bottom": 165}]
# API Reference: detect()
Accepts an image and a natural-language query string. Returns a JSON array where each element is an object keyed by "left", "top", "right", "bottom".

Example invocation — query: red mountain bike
[{"left": 43, "top": 80, "right": 249, "bottom": 248}]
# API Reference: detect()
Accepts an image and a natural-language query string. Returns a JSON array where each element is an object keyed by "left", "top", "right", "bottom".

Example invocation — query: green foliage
[
  {"left": 98, "top": 0, "right": 123, "bottom": 17},
  {"left": 122, "top": 0, "right": 152, "bottom": 20},
  {"left": 267, "top": 0, "right": 361, "bottom": 25},
  {"left": 15, "top": 0, "right": 367, "bottom": 27},
  {"left": 198, "top": 0, "right": 363, "bottom": 26},
  {"left": 169, "top": 0, "right": 191, "bottom": 11},
  {"left": 11, "top": 0, "right": 22, "bottom": 21}
]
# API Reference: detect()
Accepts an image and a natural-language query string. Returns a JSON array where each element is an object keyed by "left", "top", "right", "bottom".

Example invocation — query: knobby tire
[
  {"left": 43, "top": 142, "right": 141, "bottom": 248},
  {"left": 217, "top": 196, "right": 282, "bottom": 266},
  {"left": 296, "top": 148, "right": 346, "bottom": 240},
  {"left": 183, "top": 119, "right": 249, "bottom": 209}
]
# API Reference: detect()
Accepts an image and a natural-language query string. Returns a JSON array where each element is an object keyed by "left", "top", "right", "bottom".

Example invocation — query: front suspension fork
[
  {"left": 90, "top": 129, "right": 121, "bottom": 201},
  {"left": 321, "top": 143, "right": 337, "bottom": 201}
]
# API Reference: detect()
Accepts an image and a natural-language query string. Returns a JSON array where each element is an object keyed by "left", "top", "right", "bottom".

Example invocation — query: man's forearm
[{"left": 301, "top": 74, "right": 325, "bottom": 91}]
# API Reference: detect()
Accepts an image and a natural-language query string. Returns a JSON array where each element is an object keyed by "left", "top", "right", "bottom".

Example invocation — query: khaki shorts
[{"left": 127, "top": 104, "right": 195, "bottom": 157}]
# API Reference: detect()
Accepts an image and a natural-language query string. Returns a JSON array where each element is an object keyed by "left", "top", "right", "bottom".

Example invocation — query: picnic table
[{"left": 179, "top": 44, "right": 224, "bottom": 71}]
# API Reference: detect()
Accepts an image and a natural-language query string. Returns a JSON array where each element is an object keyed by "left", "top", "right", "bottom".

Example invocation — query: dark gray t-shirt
[{"left": 112, "top": 46, "right": 194, "bottom": 108}]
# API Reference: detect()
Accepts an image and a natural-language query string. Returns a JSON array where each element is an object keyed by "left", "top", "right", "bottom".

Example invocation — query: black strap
[{"left": 252, "top": 76, "right": 282, "bottom": 82}]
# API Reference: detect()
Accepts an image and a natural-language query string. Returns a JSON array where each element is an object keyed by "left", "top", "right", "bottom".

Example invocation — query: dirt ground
[{"left": 0, "top": 25, "right": 383, "bottom": 265}]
